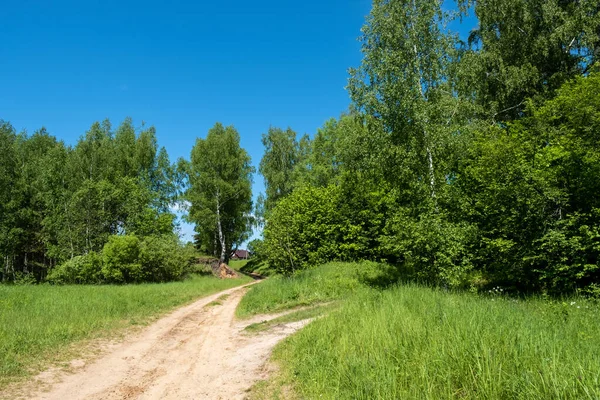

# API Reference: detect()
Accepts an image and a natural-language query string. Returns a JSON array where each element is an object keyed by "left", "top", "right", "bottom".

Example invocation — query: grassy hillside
[
  {"left": 0, "top": 274, "right": 251, "bottom": 387},
  {"left": 249, "top": 263, "right": 600, "bottom": 399}
]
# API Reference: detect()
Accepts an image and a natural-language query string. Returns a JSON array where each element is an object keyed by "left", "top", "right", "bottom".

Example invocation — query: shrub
[
  {"left": 263, "top": 184, "right": 387, "bottom": 274},
  {"left": 46, "top": 252, "right": 103, "bottom": 284},
  {"left": 102, "top": 235, "right": 143, "bottom": 283},
  {"left": 139, "top": 235, "right": 189, "bottom": 282},
  {"left": 380, "top": 210, "right": 476, "bottom": 288},
  {"left": 46, "top": 235, "right": 197, "bottom": 285}
]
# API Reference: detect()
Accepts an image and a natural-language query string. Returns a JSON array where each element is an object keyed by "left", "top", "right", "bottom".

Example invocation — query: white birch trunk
[{"left": 216, "top": 190, "right": 227, "bottom": 264}]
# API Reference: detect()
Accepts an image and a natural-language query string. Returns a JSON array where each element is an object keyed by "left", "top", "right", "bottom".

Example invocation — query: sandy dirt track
[{"left": 13, "top": 282, "right": 307, "bottom": 400}]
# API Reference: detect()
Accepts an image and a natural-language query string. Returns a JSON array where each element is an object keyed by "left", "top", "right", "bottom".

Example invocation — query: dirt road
[{"left": 16, "top": 283, "right": 306, "bottom": 400}]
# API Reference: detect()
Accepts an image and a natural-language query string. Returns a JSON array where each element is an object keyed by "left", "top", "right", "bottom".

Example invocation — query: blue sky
[{"left": 1, "top": 0, "right": 476, "bottom": 244}]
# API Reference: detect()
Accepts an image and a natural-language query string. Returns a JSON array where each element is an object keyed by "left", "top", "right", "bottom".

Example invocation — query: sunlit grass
[
  {"left": 275, "top": 284, "right": 600, "bottom": 399},
  {"left": 242, "top": 262, "right": 600, "bottom": 399},
  {"left": 243, "top": 303, "right": 338, "bottom": 334},
  {"left": 236, "top": 262, "right": 389, "bottom": 318},
  {"left": 0, "top": 274, "right": 251, "bottom": 387}
]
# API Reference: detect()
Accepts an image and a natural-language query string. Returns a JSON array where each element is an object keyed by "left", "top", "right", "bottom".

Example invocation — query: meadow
[
  {"left": 243, "top": 263, "right": 600, "bottom": 399},
  {"left": 0, "top": 274, "right": 251, "bottom": 387}
]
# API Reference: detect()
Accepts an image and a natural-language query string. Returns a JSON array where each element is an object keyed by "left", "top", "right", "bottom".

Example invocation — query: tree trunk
[
  {"left": 216, "top": 190, "right": 227, "bottom": 265},
  {"left": 411, "top": 0, "right": 437, "bottom": 201}
]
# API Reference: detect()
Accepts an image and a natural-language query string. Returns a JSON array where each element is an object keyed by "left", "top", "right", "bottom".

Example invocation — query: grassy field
[
  {"left": 248, "top": 263, "right": 600, "bottom": 399},
  {"left": 0, "top": 274, "right": 251, "bottom": 387}
]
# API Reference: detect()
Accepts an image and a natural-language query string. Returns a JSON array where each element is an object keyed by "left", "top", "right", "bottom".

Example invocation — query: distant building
[{"left": 231, "top": 249, "right": 250, "bottom": 260}]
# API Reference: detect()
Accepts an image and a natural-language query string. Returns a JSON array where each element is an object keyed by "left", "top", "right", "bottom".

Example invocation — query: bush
[
  {"left": 47, "top": 252, "right": 103, "bottom": 284},
  {"left": 263, "top": 184, "right": 387, "bottom": 274},
  {"left": 101, "top": 235, "right": 143, "bottom": 283},
  {"left": 46, "top": 234, "right": 209, "bottom": 285},
  {"left": 139, "top": 235, "right": 189, "bottom": 282},
  {"left": 380, "top": 210, "right": 477, "bottom": 288}
]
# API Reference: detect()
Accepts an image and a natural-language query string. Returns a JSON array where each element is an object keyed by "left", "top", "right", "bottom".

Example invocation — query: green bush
[
  {"left": 263, "top": 184, "right": 387, "bottom": 274},
  {"left": 101, "top": 235, "right": 143, "bottom": 283},
  {"left": 381, "top": 209, "right": 477, "bottom": 288},
  {"left": 47, "top": 252, "right": 103, "bottom": 284},
  {"left": 139, "top": 235, "right": 188, "bottom": 282},
  {"left": 47, "top": 234, "right": 194, "bottom": 285}
]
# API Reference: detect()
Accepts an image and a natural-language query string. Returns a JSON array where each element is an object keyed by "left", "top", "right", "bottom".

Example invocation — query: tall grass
[
  {"left": 0, "top": 274, "right": 251, "bottom": 385},
  {"left": 275, "top": 284, "right": 600, "bottom": 399},
  {"left": 237, "top": 262, "right": 390, "bottom": 317}
]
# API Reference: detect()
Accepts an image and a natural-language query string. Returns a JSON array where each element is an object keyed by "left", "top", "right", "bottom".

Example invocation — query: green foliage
[
  {"left": 263, "top": 186, "right": 340, "bottom": 273},
  {"left": 46, "top": 252, "right": 103, "bottom": 285},
  {"left": 47, "top": 234, "right": 194, "bottom": 285},
  {"left": 101, "top": 235, "right": 143, "bottom": 283},
  {"left": 457, "top": 0, "right": 600, "bottom": 121},
  {"left": 259, "top": 126, "right": 303, "bottom": 211},
  {"left": 0, "top": 118, "right": 180, "bottom": 283},
  {"left": 138, "top": 235, "right": 190, "bottom": 282},
  {"left": 275, "top": 284, "right": 600, "bottom": 399},
  {"left": 255, "top": 0, "right": 600, "bottom": 295},
  {"left": 532, "top": 212, "right": 600, "bottom": 294},
  {"left": 246, "top": 239, "right": 264, "bottom": 260},
  {"left": 185, "top": 123, "right": 254, "bottom": 262},
  {"left": 452, "top": 72, "right": 600, "bottom": 293},
  {"left": 263, "top": 185, "right": 387, "bottom": 274},
  {"left": 381, "top": 210, "right": 476, "bottom": 288}
]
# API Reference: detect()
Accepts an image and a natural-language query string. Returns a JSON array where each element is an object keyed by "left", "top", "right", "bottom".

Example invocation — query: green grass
[
  {"left": 243, "top": 303, "right": 339, "bottom": 334},
  {"left": 0, "top": 274, "right": 251, "bottom": 386},
  {"left": 229, "top": 258, "right": 273, "bottom": 277},
  {"left": 236, "top": 261, "right": 391, "bottom": 318},
  {"left": 228, "top": 259, "right": 250, "bottom": 270},
  {"left": 271, "top": 281, "right": 600, "bottom": 399}
]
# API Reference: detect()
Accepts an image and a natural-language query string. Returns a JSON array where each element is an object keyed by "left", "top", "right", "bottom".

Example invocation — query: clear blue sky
[{"left": 0, "top": 0, "right": 475, "bottom": 244}]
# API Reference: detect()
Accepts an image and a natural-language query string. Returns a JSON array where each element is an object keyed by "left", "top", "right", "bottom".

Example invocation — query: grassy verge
[
  {"left": 237, "top": 261, "right": 390, "bottom": 318},
  {"left": 0, "top": 274, "right": 251, "bottom": 387},
  {"left": 243, "top": 303, "right": 339, "bottom": 334},
  {"left": 268, "top": 278, "right": 600, "bottom": 399}
]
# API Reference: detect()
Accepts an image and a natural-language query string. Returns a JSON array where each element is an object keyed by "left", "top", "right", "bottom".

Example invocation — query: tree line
[
  {"left": 256, "top": 0, "right": 600, "bottom": 295},
  {"left": 0, "top": 119, "right": 254, "bottom": 284}
]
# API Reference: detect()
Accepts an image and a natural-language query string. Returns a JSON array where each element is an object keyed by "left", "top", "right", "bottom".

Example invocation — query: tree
[
  {"left": 457, "top": 0, "right": 600, "bottom": 121},
  {"left": 348, "top": 0, "right": 462, "bottom": 204},
  {"left": 0, "top": 121, "right": 18, "bottom": 280},
  {"left": 0, "top": 117, "right": 180, "bottom": 282},
  {"left": 454, "top": 71, "right": 600, "bottom": 293},
  {"left": 186, "top": 123, "right": 254, "bottom": 264},
  {"left": 259, "top": 126, "right": 302, "bottom": 211}
]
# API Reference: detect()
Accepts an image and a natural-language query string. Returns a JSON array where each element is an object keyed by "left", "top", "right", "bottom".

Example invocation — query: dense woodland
[
  {"left": 2, "top": 0, "right": 600, "bottom": 295},
  {"left": 255, "top": 0, "right": 600, "bottom": 295}
]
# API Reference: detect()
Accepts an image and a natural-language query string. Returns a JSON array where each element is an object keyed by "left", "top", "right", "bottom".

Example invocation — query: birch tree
[
  {"left": 348, "top": 0, "right": 460, "bottom": 203},
  {"left": 259, "top": 126, "right": 301, "bottom": 212},
  {"left": 186, "top": 123, "right": 254, "bottom": 264}
]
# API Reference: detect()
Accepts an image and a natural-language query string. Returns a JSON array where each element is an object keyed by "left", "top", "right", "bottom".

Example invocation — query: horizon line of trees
[{"left": 0, "top": 118, "right": 256, "bottom": 283}]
